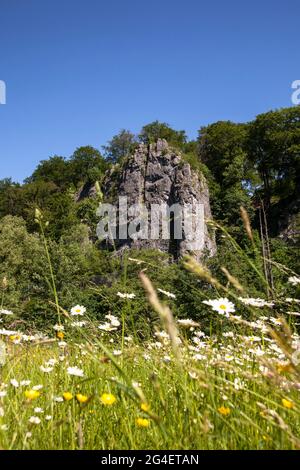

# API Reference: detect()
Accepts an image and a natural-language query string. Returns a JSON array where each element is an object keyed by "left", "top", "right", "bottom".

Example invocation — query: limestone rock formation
[{"left": 101, "top": 139, "right": 216, "bottom": 259}]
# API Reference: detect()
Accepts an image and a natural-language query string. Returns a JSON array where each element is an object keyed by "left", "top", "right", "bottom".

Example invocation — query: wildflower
[
  {"left": 32, "top": 385, "right": 43, "bottom": 391},
  {"left": 0, "top": 309, "right": 13, "bottom": 315},
  {"left": 9, "top": 334, "right": 21, "bottom": 344},
  {"left": 53, "top": 396, "right": 64, "bottom": 402},
  {"left": 177, "top": 319, "right": 199, "bottom": 327},
  {"left": 100, "top": 393, "right": 116, "bottom": 406},
  {"left": 53, "top": 324, "right": 64, "bottom": 332},
  {"left": 24, "top": 390, "right": 40, "bottom": 401},
  {"left": 63, "top": 392, "right": 73, "bottom": 401},
  {"left": 70, "top": 321, "right": 86, "bottom": 327},
  {"left": 282, "top": 398, "right": 294, "bottom": 409},
  {"left": 56, "top": 331, "right": 65, "bottom": 340},
  {"left": 58, "top": 341, "right": 67, "bottom": 348},
  {"left": 76, "top": 393, "right": 89, "bottom": 404},
  {"left": 288, "top": 276, "right": 300, "bottom": 286},
  {"left": 67, "top": 366, "right": 84, "bottom": 377},
  {"left": 10, "top": 379, "right": 19, "bottom": 388},
  {"left": 203, "top": 298, "right": 235, "bottom": 317},
  {"left": 0, "top": 391, "right": 7, "bottom": 397},
  {"left": 105, "top": 314, "right": 120, "bottom": 327},
  {"left": 270, "top": 317, "right": 282, "bottom": 326},
  {"left": 20, "top": 380, "right": 31, "bottom": 386},
  {"left": 113, "top": 350, "right": 122, "bottom": 356},
  {"left": 238, "top": 297, "right": 274, "bottom": 308},
  {"left": 117, "top": 292, "right": 136, "bottom": 299},
  {"left": 157, "top": 288, "right": 176, "bottom": 299},
  {"left": 45, "top": 415, "right": 52, "bottom": 421},
  {"left": 40, "top": 366, "right": 53, "bottom": 373},
  {"left": 218, "top": 406, "right": 231, "bottom": 416},
  {"left": 98, "top": 322, "right": 118, "bottom": 332},
  {"left": 136, "top": 417, "right": 150, "bottom": 428},
  {"left": 141, "top": 403, "right": 150, "bottom": 412},
  {"left": 34, "top": 407, "right": 44, "bottom": 414},
  {"left": 29, "top": 416, "right": 41, "bottom": 425},
  {"left": 71, "top": 305, "right": 86, "bottom": 316}
]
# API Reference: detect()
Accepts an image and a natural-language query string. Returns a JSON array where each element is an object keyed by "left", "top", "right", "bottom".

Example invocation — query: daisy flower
[
  {"left": 157, "top": 288, "right": 176, "bottom": 299},
  {"left": 70, "top": 305, "right": 86, "bottom": 316},
  {"left": 117, "top": 292, "right": 136, "bottom": 299},
  {"left": 288, "top": 276, "right": 300, "bottom": 286},
  {"left": 203, "top": 298, "right": 235, "bottom": 317},
  {"left": 67, "top": 366, "right": 84, "bottom": 377}
]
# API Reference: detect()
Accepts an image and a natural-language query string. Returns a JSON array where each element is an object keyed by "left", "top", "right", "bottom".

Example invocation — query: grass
[
  {"left": 1, "top": 304, "right": 300, "bottom": 450},
  {"left": 0, "top": 209, "right": 299, "bottom": 450}
]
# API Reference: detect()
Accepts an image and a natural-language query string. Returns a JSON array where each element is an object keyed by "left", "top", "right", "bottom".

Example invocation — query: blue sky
[{"left": 0, "top": 0, "right": 299, "bottom": 182}]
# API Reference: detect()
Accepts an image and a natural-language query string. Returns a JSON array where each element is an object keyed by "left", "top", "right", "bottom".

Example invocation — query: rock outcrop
[{"left": 101, "top": 139, "right": 216, "bottom": 259}]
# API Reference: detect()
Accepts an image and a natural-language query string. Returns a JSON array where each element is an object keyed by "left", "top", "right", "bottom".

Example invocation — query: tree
[
  {"left": 139, "top": 121, "right": 187, "bottom": 149},
  {"left": 69, "top": 146, "right": 107, "bottom": 186},
  {"left": 102, "top": 129, "right": 136, "bottom": 163},
  {"left": 26, "top": 156, "right": 70, "bottom": 188},
  {"left": 198, "top": 121, "right": 254, "bottom": 229}
]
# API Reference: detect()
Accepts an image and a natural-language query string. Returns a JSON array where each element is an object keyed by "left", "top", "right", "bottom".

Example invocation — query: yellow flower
[
  {"left": 56, "top": 331, "right": 65, "bottom": 340},
  {"left": 136, "top": 417, "right": 150, "bottom": 428},
  {"left": 9, "top": 334, "right": 21, "bottom": 342},
  {"left": 63, "top": 392, "right": 73, "bottom": 401},
  {"left": 76, "top": 393, "right": 89, "bottom": 404},
  {"left": 141, "top": 402, "right": 150, "bottom": 412},
  {"left": 282, "top": 398, "right": 294, "bottom": 409},
  {"left": 24, "top": 390, "right": 40, "bottom": 401},
  {"left": 218, "top": 406, "right": 231, "bottom": 416},
  {"left": 100, "top": 393, "right": 116, "bottom": 406}
]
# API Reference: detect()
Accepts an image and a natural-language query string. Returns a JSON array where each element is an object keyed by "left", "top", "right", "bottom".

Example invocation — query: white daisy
[
  {"left": 70, "top": 305, "right": 86, "bottom": 316},
  {"left": 10, "top": 379, "right": 19, "bottom": 388},
  {"left": 29, "top": 416, "right": 41, "bottom": 425},
  {"left": 157, "top": 288, "right": 176, "bottom": 299},
  {"left": 67, "top": 366, "right": 84, "bottom": 377},
  {"left": 117, "top": 292, "right": 136, "bottom": 299},
  {"left": 203, "top": 298, "right": 235, "bottom": 316},
  {"left": 0, "top": 309, "right": 13, "bottom": 315},
  {"left": 288, "top": 276, "right": 300, "bottom": 286},
  {"left": 239, "top": 297, "right": 274, "bottom": 308},
  {"left": 53, "top": 324, "right": 65, "bottom": 332}
]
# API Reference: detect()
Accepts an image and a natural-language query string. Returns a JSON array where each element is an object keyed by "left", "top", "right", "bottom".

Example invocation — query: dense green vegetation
[{"left": 0, "top": 107, "right": 299, "bottom": 331}]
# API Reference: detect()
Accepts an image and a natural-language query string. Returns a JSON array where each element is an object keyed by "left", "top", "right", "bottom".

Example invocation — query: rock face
[{"left": 101, "top": 139, "right": 216, "bottom": 259}]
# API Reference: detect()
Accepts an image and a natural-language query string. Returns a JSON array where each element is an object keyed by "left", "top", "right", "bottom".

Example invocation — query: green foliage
[
  {"left": 139, "top": 121, "right": 187, "bottom": 149},
  {"left": 102, "top": 129, "right": 137, "bottom": 163}
]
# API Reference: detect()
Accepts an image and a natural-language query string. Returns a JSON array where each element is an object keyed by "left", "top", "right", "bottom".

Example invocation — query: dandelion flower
[
  {"left": 67, "top": 366, "right": 84, "bottom": 377},
  {"left": 136, "top": 417, "right": 150, "bottom": 428},
  {"left": 203, "top": 298, "right": 235, "bottom": 317},
  {"left": 25, "top": 390, "right": 40, "bottom": 401},
  {"left": 141, "top": 402, "right": 150, "bottom": 412},
  {"left": 63, "top": 392, "right": 73, "bottom": 401},
  {"left": 100, "top": 393, "right": 116, "bottom": 406},
  {"left": 218, "top": 406, "right": 231, "bottom": 416},
  {"left": 76, "top": 393, "right": 89, "bottom": 404},
  {"left": 282, "top": 398, "right": 294, "bottom": 409},
  {"left": 56, "top": 331, "right": 65, "bottom": 340},
  {"left": 71, "top": 305, "right": 86, "bottom": 316}
]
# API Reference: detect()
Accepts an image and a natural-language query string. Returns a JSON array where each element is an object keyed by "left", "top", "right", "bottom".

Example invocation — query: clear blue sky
[{"left": 0, "top": 0, "right": 299, "bottom": 182}]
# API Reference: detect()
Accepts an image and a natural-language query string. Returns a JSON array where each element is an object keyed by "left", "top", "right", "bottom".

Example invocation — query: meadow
[{"left": 1, "top": 266, "right": 300, "bottom": 450}]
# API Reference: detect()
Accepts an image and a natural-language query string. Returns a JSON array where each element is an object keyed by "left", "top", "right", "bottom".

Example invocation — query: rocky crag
[{"left": 98, "top": 139, "right": 216, "bottom": 259}]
